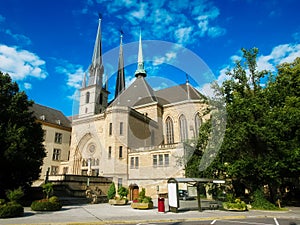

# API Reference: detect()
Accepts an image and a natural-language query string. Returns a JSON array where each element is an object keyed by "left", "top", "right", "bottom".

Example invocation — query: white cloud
[
  {"left": 256, "top": 44, "right": 300, "bottom": 72},
  {"left": 153, "top": 50, "right": 177, "bottom": 66},
  {"left": 153, "top": 9, "right": 173, "bottom": 25},
  {"left": 130, "top": 2, "right": 147, "bottom": 20},
  {"left": 89, "top": 0, "right": 225, "bottom": 46},
  {"left": 200, "top": 67, "right": 230, "bottom": 98},
  {"left": 207, "top": 26, "right": 226, "bottom": 38},
  {"left": 0, "top": 44, "right": 47, "bottom": 80},
  {"left": 175, "top": 26, "right": 193, "bottom": 44},
  {"left": 55, "top": 60, "right": 85, "bottom": 89},
  {"left": 23, "top": 82, "right": 32, "bottom": 90},
  {"left": 257, "top": 55, "right": 275, "bottom": 71},
  {"left": 0, "top": 28, "right": 32, "bottom": 46},
  {"left": 230, "top": 54, "right": 242, "bottom": 63},
  {"left": 211, "top": 43, "right": 300, "bottom": 94}
]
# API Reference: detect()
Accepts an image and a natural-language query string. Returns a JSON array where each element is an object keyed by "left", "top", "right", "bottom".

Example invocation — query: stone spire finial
[{"left": 134, "top": 30, "right": 146, "bottom": 77}]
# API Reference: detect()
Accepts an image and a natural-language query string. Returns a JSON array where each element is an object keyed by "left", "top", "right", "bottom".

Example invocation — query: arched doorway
[{"left": 129, "top": 183, "right": 139, "bottom": 201}]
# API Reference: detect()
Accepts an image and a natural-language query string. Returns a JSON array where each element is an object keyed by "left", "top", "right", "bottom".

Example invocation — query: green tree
[
  {"left": 219, "top": 48, "right": 271, "bottom": 195},
  {"left": 190, "top": 49, "right": 299, "bottom": 203},
  {"left": 117, "top": 186, "right": 128, "bottom": 199},
  {"left": 263, "top": 58, "right": 300, "bottom": 198},
  {"left": 107, "top": 182, "right": 116, "bottom": 199},
  {"left": 0, "top": 72, "right": 46, "bottom": 197},
  {"left": 42, "top": 183, "right": 54, "bottom": 199}
]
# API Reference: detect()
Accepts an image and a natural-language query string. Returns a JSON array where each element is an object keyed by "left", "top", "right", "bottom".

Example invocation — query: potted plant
[
  {"left": 109, "top": 185, "right": 128, "bottom": 205},
  {"left": 108, "top": 182, "right": 116, "bottom": 204},
  {"left": 222, "top": 193, "right": 247, "bottom": 211},
  {"left": 131, "top": 188, "right": 153, "bottom": 209}
]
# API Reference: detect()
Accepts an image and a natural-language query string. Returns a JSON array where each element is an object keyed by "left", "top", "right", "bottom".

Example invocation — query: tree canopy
[
  {"left": 187, "top": 49, "right": 300, "bottom": 202},
  {"left": 0, "top": 71, "right": 46, "bottom": 197}
]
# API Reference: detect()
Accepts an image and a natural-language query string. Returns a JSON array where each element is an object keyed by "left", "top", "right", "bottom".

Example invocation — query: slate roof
[
  {"left": 110, "top": 76, "right": 157, "bottom": 108},
  {"left": 155, "top": 83, "right": 207, "bottom": 106},
  {"left": 30, "top": 103, "right": 71, "bottom": 128},
  {"left": 109, "top": 77, "right": 207, "bottom": 108}
]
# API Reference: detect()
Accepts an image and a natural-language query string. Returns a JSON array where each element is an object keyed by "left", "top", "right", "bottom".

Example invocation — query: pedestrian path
[{"left": 1, "top": 202, "right": 299, "bottom": 225}]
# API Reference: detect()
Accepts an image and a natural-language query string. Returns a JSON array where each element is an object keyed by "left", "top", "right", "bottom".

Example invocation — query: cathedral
[{"left": 67, "top": 18, "right": 209, "bottom": 197}]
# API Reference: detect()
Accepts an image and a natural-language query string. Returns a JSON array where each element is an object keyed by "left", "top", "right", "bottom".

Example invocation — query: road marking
[
  {"left": 219, "top": 220, "right": 274, "bottom": 225},
  {"left": 137, "top": 223, "right": 157, "bottom": 225},
  {"left": 211, "top": 219, "right": 217, "bottom": 224},
  {"left": 274, "top": 218, "right": 280, "bottom": 225}
]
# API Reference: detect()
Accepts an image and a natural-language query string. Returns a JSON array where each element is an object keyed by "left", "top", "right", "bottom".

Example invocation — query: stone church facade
[{"left": 67, "top": 18, "right": 209, "bottom": 197}]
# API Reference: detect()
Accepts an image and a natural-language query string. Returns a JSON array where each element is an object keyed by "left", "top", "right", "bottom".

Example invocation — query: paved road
[{"left": 116, "top": 218, "right": 299, "bottom": 225}]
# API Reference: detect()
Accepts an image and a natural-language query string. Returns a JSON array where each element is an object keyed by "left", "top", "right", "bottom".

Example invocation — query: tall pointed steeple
[
  {"left": 134, "top": 30, "right": 146, "bottom": 77},
  {"left": 88, "top": 15, "right": 104, "bottom": 86},
  {"left": 115, "top": 31, "right": 125, "bottom": 98},
  {"left": 79, "top": 15, "right": 108, "bottom": 118}
]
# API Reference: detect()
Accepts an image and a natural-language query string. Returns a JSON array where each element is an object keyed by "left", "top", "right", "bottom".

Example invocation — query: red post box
[{"left": 158, "top": 197, "right": 165, "bottom": 213}]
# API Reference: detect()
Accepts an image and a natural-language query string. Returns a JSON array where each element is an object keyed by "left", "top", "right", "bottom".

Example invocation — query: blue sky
[{"left": 0, "top": 0, "right": 300, "bottom": 116}]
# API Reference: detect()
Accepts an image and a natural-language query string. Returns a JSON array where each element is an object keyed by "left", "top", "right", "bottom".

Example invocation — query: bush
[
  {"left": 0, "top": 203, "right": 24, "bottom": 218},
  {"left": 0, "top": 199, "right": 6, "bottom": 205},
  {"left": 142, "top": 196, "right": 152, "bottom": 203},
  {"left": 251, "top": 189, "right": 278, "bottom": 210},
  {"left": 117, "top": 186, "right": 128, "bottom": 200},
  {"left": 223, "top": 198, "right": 247, "bottom": 211},
  {"left": 6, "top": 187, "right": 24, "bottom": 203},
  {"left": 31, "top": 197, "right": 62, "bottom": 211},
  {"left": 107, "top": 182, "right": 116, "bottom": 200},
  {"left": 137, "top": 188, "right": 152, "bottom": 203},
  {"left": 49, "top": 196, "right": 59, "bottom": 203}
]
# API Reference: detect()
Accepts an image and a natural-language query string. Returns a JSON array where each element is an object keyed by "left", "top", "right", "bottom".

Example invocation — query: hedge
[
  {"left": 31, "top": 197, "right": 62, "bottom": 211},
  {"left": 0, "top": 203, "right": 24, "bottom": 218}
]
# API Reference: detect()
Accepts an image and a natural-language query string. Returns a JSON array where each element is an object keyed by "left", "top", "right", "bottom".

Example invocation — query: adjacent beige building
[{"left": 31, "top": 104, "right": 71, "bottom": 186}]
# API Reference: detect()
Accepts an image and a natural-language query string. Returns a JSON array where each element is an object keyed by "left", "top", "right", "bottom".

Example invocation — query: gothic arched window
[
  {"left": 179, "top": 114, "right": 188, "bottom": 142},
  {"left": 195, "top": 112, "right": 202, "bottom": 137},
  {"left": 166, "top": 116, "right": 174, "bottom": 144},
  {"left": 86, "top": 92, "right": 90, "bottom": 103}
]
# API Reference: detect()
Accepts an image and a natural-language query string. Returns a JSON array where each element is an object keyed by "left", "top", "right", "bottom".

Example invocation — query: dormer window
[{"left": 40, "top": 115, "right": 45, "bottom": 120}]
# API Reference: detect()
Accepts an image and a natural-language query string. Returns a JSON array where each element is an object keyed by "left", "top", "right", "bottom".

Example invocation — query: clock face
[{"left": 88, "top": 143, "right": 96, "bottom": 154}]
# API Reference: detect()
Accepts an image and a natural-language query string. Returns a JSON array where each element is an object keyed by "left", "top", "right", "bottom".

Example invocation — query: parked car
[{"left": 178, "top": 189, "right": 195, "bottom": 200}]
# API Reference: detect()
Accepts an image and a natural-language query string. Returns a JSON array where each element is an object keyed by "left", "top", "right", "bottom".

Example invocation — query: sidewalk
[{"left": 1, "top": 201, "right": 299, "bottom": 225}]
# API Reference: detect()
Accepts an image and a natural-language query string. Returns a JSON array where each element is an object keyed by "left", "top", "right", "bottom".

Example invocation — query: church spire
[
  {"left": 88, "top": 15, "right": 104, "bottom": 86},
  {"left": 115, "top": 30, "right": 125, "bottom": 98},
  {"left": 134, "top": 30, "right": 146, "bottom": 77}
]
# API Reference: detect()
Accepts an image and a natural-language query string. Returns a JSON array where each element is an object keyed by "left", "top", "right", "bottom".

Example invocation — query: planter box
[
  {"left": 131, "top": 202, "right": 153, "bottom": 209},
  {"left": 223, "top": 202, "right": 247, "bottom": 211},
  {"left": 109, "top": 199, "right": 128, "bottom": 205}
]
